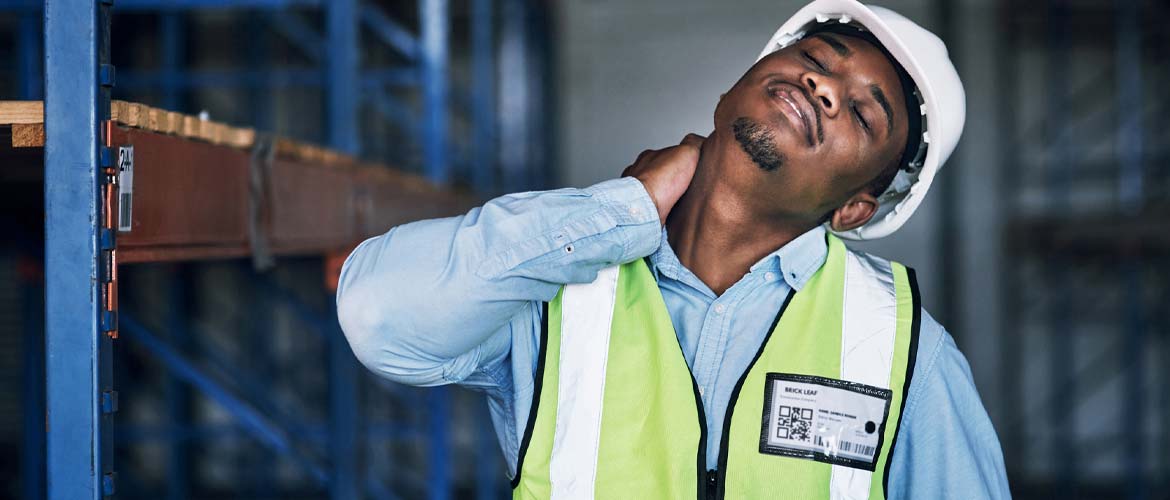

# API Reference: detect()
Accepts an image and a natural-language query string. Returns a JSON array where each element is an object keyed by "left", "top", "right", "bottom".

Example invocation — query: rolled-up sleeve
[
  {"left": 335, "top": 177, "right": 662, "bottom": 389},
  {"left": 887, "top": 310, "right": 1012, "bottom": 499}
]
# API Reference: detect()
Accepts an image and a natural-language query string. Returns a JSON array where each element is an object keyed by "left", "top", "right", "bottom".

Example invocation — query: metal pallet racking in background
[
  {"left": 4, "top": 0, "right": 555, "bottom": 498},
  {"left": 997, "top": 0, "right": 1169, "bottom": 497}
]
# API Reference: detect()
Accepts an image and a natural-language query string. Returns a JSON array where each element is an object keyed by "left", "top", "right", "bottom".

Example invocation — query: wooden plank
[
  {"left": 197, "top": 120, "right": 217, "bottom": 144},
  {"left": 223, "top": 126, "right": 255, "bottom": 149},
  {"left": 164, "top": 111, "right": 183, "bottom": 135},
  {"left": 11, "top": 123, "right": 45, "bottom": 148},
  {"left": 147, "top": 107, "right": 166, "bottom": 133},
  {"left": 0, "top": 101, "right": 43, "bottom": 124},
  {"left": 111, "top": 100, "right": 129, "bottom": 124},
  {"left": 181, "top": 115, "right": 201, "bottom": 139},
  {"left": 131, "top": 103, "right": 148, "bottom": 127},
  {"left": 111, "top": 100, "right": 147, "bottom": 128}
]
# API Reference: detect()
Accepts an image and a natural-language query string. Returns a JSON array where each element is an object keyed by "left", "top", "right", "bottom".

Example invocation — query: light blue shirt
[{"left": 337, "top": 177, "right": 1011, "bottom": 499}]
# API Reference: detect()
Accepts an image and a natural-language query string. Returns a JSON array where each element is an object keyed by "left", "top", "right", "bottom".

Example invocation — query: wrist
[{"left": 634, "top": 175, "right": 667, "bottom": 225}]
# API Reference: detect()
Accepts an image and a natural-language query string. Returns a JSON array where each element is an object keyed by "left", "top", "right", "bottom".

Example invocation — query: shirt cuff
[{"left": 585, "top": 177, "right": 660, "bottom": 227}]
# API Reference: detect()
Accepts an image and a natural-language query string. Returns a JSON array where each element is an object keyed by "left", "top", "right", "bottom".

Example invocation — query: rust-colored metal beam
[
  {"left": 5, "top": 124, "right": 477, "bottom": 264},
  {"left": 112, "top": 126, "right": 252, "bottom": 262}
]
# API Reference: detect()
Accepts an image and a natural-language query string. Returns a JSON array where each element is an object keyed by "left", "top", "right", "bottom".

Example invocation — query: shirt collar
[{"left": 648, "top": 224, "right": 828, "bottom": 292}]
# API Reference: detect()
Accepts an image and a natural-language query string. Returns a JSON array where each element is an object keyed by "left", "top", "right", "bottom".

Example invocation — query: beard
[{"left": 732, "top": 117, "right": 785, "bottom": 172}]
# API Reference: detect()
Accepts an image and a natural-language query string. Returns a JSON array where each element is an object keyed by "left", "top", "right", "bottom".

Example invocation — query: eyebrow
[
  {"left": 813, "top": 34, "right": 850, "bottom": 57},
  {"left": 870, "top": 84, "right": 895, "bottom": 134}
]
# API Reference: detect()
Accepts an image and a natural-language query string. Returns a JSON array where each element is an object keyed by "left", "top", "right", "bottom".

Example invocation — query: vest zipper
[{"left": 705, "top": 469, "right": 718, "bottom": 500}]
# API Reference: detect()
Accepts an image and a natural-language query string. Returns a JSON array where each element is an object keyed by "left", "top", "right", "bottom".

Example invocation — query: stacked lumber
[
  {"left": 0, "top": 100, "right": 360, "bottom": 168},
  {"left": 0, "top": 101, "right": 45, "bottom": 148}
]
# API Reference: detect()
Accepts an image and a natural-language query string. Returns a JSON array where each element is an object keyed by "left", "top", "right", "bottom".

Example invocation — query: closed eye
[
  {"left": 801, "top": 50, "right": 827, "bottom": 72},
  {"left": 852, "top": 104, "right": 871, "bottom": 134}
]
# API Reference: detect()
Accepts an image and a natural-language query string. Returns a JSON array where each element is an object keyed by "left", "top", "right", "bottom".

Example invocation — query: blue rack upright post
[{"left": 43, "top": 0, "right": 116, "bottom": 499}]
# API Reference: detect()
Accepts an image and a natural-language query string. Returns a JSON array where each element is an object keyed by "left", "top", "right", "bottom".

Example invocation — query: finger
[
  {"left": 634, "top": 148, "right": 655, "bottom": 165},
  {"left": 680, "top": 133, "right": 706, "bottom": 148}
]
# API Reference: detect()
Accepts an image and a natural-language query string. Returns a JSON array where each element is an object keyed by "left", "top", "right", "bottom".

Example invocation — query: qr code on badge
[{"left": 775, "top": 405, "right": 814, "bottom": 442}]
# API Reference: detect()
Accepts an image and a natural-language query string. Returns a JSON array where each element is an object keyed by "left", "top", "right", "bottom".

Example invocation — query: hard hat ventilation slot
[{"left": 774, "top": 32, "right": 802, "bottom": 50}]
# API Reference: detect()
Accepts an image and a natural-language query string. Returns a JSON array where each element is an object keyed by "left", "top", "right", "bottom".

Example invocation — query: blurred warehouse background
[{"left": 1, "top": 0, "right": 1168, "bottom": 498}]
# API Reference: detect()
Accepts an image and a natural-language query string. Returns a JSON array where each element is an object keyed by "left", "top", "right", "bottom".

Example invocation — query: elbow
[
  {"left": 336, "top": 279, "right": 449, "bottom": 387},
  {"left": 334, "top": 236, "right": 411, "bottom": 381},
  {"left": 336, "top": 279, "right": 394, "bottom": 372}
]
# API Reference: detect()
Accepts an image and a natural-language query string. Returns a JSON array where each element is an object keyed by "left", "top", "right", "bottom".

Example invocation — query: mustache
[
  {"left": 769, "top": 79, "right": 825, "bottom": 145},
  {"left": 791, "top": 83, "right": 825, "bottom": 145},
  {"left": 732, "top": 117, "right": 785, "bottom": 172}
]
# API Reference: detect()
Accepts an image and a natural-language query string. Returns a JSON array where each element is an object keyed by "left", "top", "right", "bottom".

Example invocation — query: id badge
[{"left": 759, "top": 373, "right": 892, "bottom": 470}]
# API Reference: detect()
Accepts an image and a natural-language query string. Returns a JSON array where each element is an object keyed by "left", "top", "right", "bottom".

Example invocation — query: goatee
[{"left": 732, "top": 117, "right": 785, "bottom": 172}]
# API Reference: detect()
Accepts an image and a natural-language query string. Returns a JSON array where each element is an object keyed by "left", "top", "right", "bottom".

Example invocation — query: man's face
[{"left": 712, "top": 31, "right": 909, "bottom": 223}]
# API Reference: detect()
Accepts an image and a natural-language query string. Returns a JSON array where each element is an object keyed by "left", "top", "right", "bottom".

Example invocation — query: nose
[{"left": 802, "top": 71, "right": 840, "bottom": 118}]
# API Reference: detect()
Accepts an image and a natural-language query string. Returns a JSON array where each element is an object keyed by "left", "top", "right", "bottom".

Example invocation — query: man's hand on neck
[
  {"left": 622, "top": 131, "right": 820, "bottom": 296},
  {"left": 623, "top": 134, "right": 706, "bottom": 225},
  {"left": 664, "top": 130, "right": 819, "bottom": 296}
]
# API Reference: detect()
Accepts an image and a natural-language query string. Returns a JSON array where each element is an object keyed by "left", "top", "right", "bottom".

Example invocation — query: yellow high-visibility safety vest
[{"left": 512, "top": 234, "right": 921, "bottom": 499}]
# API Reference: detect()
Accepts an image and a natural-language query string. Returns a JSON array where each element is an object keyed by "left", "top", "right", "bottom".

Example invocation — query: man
[{"left": 337, "top": 0, "right": 1009, "bottom": 498}]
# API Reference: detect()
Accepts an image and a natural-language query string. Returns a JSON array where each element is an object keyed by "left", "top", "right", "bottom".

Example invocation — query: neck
[{"left": 666, "top": 133, "right": 816, "bottom": 296}]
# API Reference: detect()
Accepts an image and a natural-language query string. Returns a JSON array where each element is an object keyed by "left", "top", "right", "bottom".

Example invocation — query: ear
[{"left": 829, "top": 192, "right": 878, "bottom": 232}]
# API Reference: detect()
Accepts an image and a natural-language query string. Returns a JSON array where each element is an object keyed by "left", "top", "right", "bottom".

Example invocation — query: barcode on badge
[{"left": 814, "top": 435, "right": 876, "bottom": 457}]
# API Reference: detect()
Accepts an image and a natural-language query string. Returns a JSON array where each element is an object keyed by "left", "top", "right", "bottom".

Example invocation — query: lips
[{"left": 767, "top": 83, "right": 815, "bottom": 147}]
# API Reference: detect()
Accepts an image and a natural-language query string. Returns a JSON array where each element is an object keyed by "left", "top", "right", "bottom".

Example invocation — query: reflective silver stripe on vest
[
  {"left": 551, "top": 251, "right": 900, "bottom": 499},
  {"left": 550, "top": 265, "right": 620, "bottom": 499},
  {"left": 830, "top": 251, "right": 898, "bottom": 500}
]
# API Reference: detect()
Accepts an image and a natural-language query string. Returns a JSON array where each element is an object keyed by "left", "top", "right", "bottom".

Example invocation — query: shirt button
[
  {"left": 564, "top": 244, "right": 574, "bottom": 254},
  {"left": 629, "top": 205, "right": 641, "bottom": 216},
  {"left": 765, "top": 272, "right": 776, "bottom": 281},
  {"left": 714, "top": 304, "right": 726, "bottom": 314}
]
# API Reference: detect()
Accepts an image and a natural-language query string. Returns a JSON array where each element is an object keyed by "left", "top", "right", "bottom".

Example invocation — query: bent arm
[{"left": 335, "top": 177, "right": 661, "bottom": 387}]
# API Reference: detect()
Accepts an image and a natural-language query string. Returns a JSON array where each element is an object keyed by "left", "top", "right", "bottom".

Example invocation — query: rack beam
[{"left": 6, "top": 101, "right": 477, "bottom": 264}]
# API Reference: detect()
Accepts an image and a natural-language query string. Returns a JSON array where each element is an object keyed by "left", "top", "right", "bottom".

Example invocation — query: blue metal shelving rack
[
  {"left": 15, "top": 0, "right": 551, "bottom": 497},
  {"left": 42, "top": 2, "right": 114, "bottom": 499},
  {"left": 996, "top": 0, "right": 1168, "bottom": 497}
]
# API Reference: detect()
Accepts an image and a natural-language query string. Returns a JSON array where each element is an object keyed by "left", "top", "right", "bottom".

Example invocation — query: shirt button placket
[
  {"left": 693, "top": 301, "right": 723, "bottom": 400},
  {"left": 703, "top": 300, "right": 730, "bottom": 398}
]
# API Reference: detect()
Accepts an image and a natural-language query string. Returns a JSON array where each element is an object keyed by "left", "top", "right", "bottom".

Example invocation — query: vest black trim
[
  {"left": 648, "top": 257, "right": 711, "bottom": 500},
  {"left": 714, "top": 289, "right": 796, "bottom": 500},
  {"left": 511, "top": 301, "right": 550, "bottom": 490},
  {"left": 881, "top": 266, "right": 922, "bottom": 497},
  {"left": 678, "top": 322, "right": 709, "bottom": 500}
]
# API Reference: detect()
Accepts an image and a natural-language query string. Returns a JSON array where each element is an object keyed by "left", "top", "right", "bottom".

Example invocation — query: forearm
[{"left": 335, "top": 177, "right": 662, "bottom": 386}]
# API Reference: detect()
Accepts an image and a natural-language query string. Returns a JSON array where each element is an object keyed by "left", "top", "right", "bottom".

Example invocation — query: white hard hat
[{"left": 757, "top": 0, "right": 966, "bottom": 240}]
